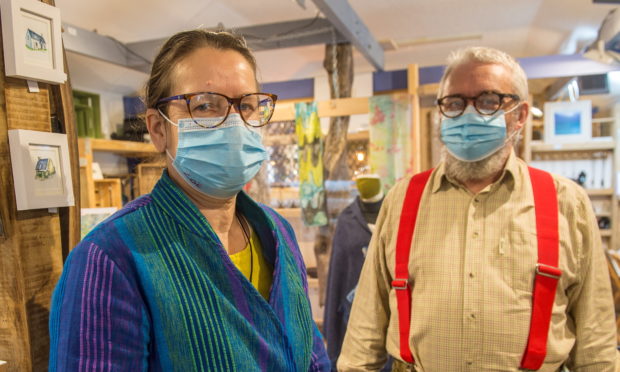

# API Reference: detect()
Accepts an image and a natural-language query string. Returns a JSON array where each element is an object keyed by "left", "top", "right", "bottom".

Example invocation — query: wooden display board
[{"left": 0, "top": 79, "right": 69, "bottom": 371}]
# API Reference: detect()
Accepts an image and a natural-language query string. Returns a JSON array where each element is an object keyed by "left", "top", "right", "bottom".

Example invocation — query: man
[{"left": 338, "top": 46, "right": 619, "bottom": 371}]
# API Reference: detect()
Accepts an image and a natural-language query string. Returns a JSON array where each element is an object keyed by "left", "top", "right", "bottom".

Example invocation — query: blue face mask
[
  {"left": 162, "top": 113, "right": 268, "bottom": 199},
  {"left": 440, "top": 106, "right": 514, "bottom": 162}
]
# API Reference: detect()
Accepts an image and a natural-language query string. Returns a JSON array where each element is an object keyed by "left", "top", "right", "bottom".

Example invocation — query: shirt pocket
[{"left": 498, "top": 227, "right": 537, "bottom": 293}]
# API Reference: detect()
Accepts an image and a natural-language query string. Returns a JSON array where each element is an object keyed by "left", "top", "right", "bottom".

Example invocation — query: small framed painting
[
  {"left": 0, "top": 0, "right": 66, "bottom": 84},
  {"left": 8, "top": 129, "right": 74, "bottom": 210},
  {"left": 544, "top": 100, "right": 592, "bottom": 144}
]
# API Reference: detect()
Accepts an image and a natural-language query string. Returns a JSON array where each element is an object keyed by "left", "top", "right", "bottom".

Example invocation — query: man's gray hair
[{"left": 437, "top": 46, "right": 528, "bottom": 101}]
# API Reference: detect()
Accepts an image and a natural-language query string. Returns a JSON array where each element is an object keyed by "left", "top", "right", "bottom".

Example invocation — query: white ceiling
[{"left": 56, "top": 0, "right": 619, "bottom": 95}]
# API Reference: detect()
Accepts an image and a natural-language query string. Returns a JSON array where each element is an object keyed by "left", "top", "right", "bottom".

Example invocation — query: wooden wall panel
[{"left": 0, "top": 1, "right": 76, "bottom": 370}]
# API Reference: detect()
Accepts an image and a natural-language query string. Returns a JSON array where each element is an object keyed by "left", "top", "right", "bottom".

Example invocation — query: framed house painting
[
  {"left": 0, "top": 0, "right": 66, "bottom": 84},
  {"left": 543, "top": 100, "right": 592, "bottom": 144},
  {"left": 8, "top": 129, "right": 74, "bottom": 210}
]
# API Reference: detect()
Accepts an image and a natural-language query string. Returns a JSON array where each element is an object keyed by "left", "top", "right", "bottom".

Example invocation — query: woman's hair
[
  {"left": 144, "top": 30, "right": 257, "bottom": 109},
  {"left": 437, "top": 46, "right": 528, "bottom": 101}
]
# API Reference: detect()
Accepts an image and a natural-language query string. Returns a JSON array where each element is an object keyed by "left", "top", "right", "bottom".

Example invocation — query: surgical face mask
[
  {"left": 440, "top": 105, "right": 518, "bottom": 162},
  {"left": 161, "top": 112, "right": 268, "bottom": 199}
]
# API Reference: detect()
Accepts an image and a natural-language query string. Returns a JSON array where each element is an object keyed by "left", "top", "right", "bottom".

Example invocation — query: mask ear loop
[
  {"left": 157, "top": 108, "right": 179, "bottom": 127},
  {"left": 157, "top": 108, "right": 179, "bottom": 162}
]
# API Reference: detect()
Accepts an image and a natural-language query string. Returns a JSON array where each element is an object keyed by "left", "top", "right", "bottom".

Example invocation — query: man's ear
[
  {"left": 145, "top": 108, "right": 167, "bottom": 153},
  {"left": 513, "top": 101, "right": 530, "bottom": 132}
]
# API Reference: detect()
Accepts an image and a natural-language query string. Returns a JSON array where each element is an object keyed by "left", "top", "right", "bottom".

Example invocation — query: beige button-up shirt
[{"left": 338, "top": 152, "right": 618, "bottom": 372}]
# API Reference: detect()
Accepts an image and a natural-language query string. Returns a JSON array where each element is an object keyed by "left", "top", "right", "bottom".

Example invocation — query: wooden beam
[
  {"left": 418, "top": 83, "right": 439, "bottom": 97},
  {"left": 272, "top": 96, "right": 370, "bottom": 122}
]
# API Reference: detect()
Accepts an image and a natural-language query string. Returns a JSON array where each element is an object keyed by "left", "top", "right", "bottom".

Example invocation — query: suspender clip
[
  {"left": 391, "top": 279, "right": 409, "bottom": 290},
  {"left": 535, "top": 263, "right": 562, "bottom": 280}
]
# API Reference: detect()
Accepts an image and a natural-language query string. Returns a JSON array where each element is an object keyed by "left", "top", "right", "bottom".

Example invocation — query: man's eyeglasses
[
  {"left": 436, "top": 91, "right": 520, "bottom": 118},
  {"left": 156, "top": 92, "right": 278, "bottom": 128}
]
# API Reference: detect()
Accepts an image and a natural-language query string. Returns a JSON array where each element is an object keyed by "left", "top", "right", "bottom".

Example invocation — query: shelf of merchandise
[
  {"left": 524, "top": 109, "right": 619, "bottom": 251},
  {"left": 78, "top": 138, "right": 159, "bottom": 208},
  {"left": 529, "top": 140, "right": 616, "bottom": 153}
]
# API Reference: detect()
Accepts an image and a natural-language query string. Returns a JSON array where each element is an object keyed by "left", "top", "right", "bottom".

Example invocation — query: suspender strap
[
  {"left": 520, "top": 167, "right": 561, "bottom": 370},
  {"left": 393, "top": 169, "right": 433, "bottom": 364}
]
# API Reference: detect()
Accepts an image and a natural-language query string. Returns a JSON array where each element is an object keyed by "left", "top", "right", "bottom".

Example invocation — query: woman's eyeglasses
[{"left": 157, "top": 92, "right": 278, "bottom": 128}]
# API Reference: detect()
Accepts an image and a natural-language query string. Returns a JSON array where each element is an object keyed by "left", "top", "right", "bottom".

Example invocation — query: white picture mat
[
  {"left": 8, "top": 129, "right": 74, "bottom": 210},
  {"left": 21, "top": 9, "right": 53, "bottom": 69},
  {"left": 543, "top": 100, "right": 592, "bottom": 144},
  {"left": 0, "top": 0, "right": 66, "bottom": 84}
]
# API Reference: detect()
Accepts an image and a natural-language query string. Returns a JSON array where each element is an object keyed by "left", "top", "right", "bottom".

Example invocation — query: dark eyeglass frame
[
  {"left": 156, "top": 91, "right": 278, "bottom": 128},
  {"left": 436, "top": 91, "right": 520, "bottom": 118}
]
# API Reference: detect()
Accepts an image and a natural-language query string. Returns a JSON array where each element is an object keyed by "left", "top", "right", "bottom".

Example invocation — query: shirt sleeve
[
  {"left": 565, "top": 186, "right": 619, "bottom": 371},
  {"left": 49, "top": 241, "right": 150, "bottom": 372},
  {"left": 338, "top": 188, "right": 398, "bottom": 371}
]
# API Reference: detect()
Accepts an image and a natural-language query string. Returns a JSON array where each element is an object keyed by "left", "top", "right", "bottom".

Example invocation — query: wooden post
[
  {"left": 408, "top": 64, "right": 422, "bottom": 174},
  {"left": 0, "top": 1, "right": 77, "bottom": 370},
  {"left": 313, "top": 43, "right": 354, "bottom": 306},
  {"left": 50, "top": 44, "right": 81, "bottom": 257}
]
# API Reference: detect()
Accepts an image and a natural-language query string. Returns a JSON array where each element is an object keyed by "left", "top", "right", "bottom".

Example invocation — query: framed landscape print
[{"left": 544, "top": 100, "right": 592, "bottom": 144}]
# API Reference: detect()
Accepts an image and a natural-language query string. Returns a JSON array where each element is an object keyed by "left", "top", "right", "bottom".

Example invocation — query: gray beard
[{"left": 442, "top": 144, "right": 512, "bottom": 184}]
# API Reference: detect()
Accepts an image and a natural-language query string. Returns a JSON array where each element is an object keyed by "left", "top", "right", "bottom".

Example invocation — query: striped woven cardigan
[{"left": 49, "top": 171, "right": 330, "bottom": 371}]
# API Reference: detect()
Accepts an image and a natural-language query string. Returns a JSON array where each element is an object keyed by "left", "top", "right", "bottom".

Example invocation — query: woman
[{"left": 49, "top": 30, "right": 330, "bottom": 372}]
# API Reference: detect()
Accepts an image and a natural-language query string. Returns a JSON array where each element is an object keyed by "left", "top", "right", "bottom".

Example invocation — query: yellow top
[{"left": 229, "top": 229, "right": 273, "bottom": 300}]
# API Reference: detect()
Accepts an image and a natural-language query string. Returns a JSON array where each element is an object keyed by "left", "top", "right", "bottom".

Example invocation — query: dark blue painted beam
[
  {"left": 262, "top": 53, "right": 620, "bottom": 99},
  {"left": 261, "top": 78, "right": 314, "bottom": 100}
]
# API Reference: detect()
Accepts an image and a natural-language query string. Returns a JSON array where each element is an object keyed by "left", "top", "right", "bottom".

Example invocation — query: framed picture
[
  {"left": 0, "top": 0, "right": 66, "bottom": 84},
  {"left": 8, "top": 129, "right": 74, "bottom": 210},
  {"left": 544, "top": 100, "right": 592, "bottom": 144}
]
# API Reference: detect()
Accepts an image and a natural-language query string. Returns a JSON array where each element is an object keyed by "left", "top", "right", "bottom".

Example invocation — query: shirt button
[
  {"left": 474, "top": 198, "right": 480, "bottom": 203},
  {"left": 469, "top": 272, "right": 474, "bottom": 278},
  {"left": 472, "top": 232, "right": 479, "bottom": 238},
  {"left": 470, "top": 313, "right": 476, "bottom": 319}
]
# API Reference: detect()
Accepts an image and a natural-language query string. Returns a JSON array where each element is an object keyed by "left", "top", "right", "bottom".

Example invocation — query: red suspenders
[
  {"left": 393, "top": 167, "right": 560, "bottom": 370},
  {"left": 393, "top": 169, "right": 433, "bottom": 364}
]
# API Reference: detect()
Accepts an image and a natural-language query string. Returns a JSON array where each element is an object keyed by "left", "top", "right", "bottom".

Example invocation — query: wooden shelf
[
  {"left": 587, "top": 188, "right": 614, "bottom": 196},
  {"left": 530, "top": 140, "right": 615, "bottom": 153},
  {"left": 78, "top": 139, "right": 159, "bottom": 208},
  {"left": 80, "top": 138, "right": 158, "bottom": 157},
  {"left": 348, "top": 130, "right": 369, "bottom": 141},
  {"left": 592, "top": 117, "right": 614, "bottom": 124}
]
